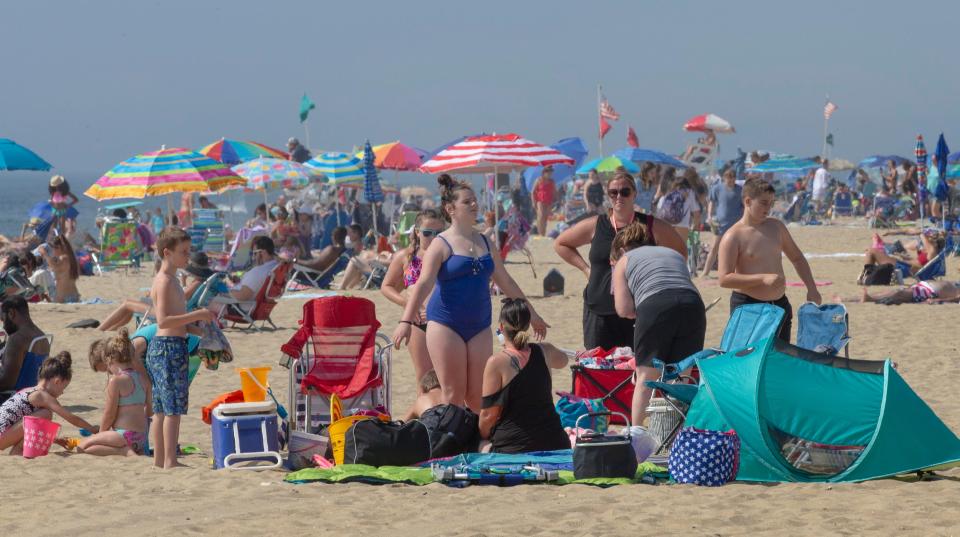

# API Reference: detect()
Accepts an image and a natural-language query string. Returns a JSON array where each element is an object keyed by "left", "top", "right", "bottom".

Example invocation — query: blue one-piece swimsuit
[{"left": 426, "top": 235, "right": 495, "bottom": 342}]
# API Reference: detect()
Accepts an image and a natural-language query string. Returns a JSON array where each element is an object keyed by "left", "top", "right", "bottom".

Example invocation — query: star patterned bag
[{"left": 668, "top": 427, "right": 740, "bottom": 486}]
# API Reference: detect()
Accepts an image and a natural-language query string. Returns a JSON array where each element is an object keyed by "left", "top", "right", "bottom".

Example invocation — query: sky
[{"left": 3, "top": 0, "right": 959, "bottom": 180}]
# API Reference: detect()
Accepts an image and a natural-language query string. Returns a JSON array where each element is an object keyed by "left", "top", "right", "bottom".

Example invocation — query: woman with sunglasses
[
  {"left": 393, "top": 175, "right": 548, "bottom": 412},
  {"left": 381, "top": 209, "right": 445, "bottom": 390},
  {"left": 554, "top": 171, "right": 686, "bottom": 350}
]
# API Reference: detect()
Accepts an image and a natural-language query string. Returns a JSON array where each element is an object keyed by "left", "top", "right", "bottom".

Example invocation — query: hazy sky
[{"left": 4, "top": 0, "right": 958, "bottom": 177}]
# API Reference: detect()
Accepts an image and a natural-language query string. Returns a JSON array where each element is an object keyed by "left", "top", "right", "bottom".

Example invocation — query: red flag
[
  {"left": 627, "top": 126, "right": 639, "bottom": 148},
  {"left": 599, "top": 117, "right": 612, "bottom": 139}
]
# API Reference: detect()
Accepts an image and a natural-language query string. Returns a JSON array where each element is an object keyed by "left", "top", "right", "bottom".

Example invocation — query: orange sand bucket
[
  {"left": 237, "top": 367, "right": 271, "bottom": 402},
  {"left": 23, "top": 416, "right": 61, "bottom": 458}
]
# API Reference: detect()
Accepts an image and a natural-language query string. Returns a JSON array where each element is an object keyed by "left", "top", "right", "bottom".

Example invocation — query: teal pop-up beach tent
[{"left": 683, "top": 337, "right": 960, "bottom": 483}]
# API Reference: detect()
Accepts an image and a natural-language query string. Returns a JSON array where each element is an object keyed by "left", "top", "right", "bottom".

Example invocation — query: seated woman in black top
[{"left": 479, "top": 298, "right": 569, "bottom": 453}]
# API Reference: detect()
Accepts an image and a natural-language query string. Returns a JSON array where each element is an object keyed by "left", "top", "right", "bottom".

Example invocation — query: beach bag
[
  {"left": 198, "top": 321, "right": 233, "bottom": 369},
  {"left": 419, "top": 404, "right": 480, "bottom": 458},
  {"left": 859, "top": 263, "right": 894, "bottom": 286},
  {"left": 668, "top": 427, "right": 740, "bottom": 486},
  {"left": 573, "top": 412, "right": 637, "bottom": 479},
  {"left": 555, "top": 393, "right": 609, "bottom": 433},
  {"left": 343, "top": 419, "right": 431, "bottom": 466},
  {"left": 658, "top": 190, "right": 687, "bottom": 225}
]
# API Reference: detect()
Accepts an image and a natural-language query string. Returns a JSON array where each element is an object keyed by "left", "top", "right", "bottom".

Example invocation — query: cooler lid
[{"left": 214, "top": 401, "right": 276, "bottom": 416}]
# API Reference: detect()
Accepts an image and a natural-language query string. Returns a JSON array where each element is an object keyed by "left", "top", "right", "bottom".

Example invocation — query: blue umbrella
[
  {"left": 0, "top": 139, "right": 52, "bottom": 171},
  {"left": 947, "top": 151, "right": 960, "bottom": 165},
  {"left": 522, "top": 137, "right": 588, "bottom": 190},
  {"left": 748, "top": 158, "right": 819, "bottom": 174},
  {"left": 934, "top": 134, "right": 950, "bottom": 202},
  {"left": 27, "top": 201, "right": 78, "bottom": 221},
  {"left": 362, "top": 140, "right": 384, "bottom": 204},
  {"left": 612, "top": 147, "right": 688, "bottom": 169},
  {"left": 858, "top": 155, "right": 911, "bottom": 169}
]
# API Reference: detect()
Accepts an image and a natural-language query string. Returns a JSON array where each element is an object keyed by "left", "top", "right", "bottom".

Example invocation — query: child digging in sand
[
  {"left": 0, "top": 352, "right": 98, "bottom": 454},
  {"left": 717, "top": 178, "right": 821, "bottom": 342},
  {"left": 74, "top": 329, "right": 148, "bottom": 456},
  {"left": 148, "top": 228, "right": 215, "bottom": 469}
]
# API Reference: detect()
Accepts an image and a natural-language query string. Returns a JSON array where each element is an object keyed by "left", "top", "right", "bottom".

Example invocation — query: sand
[{"left": 2, "top": 223, "right": 959, "bottom": 537}]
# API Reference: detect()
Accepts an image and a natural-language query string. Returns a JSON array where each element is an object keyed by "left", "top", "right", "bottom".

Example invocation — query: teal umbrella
[
  {"left": 0, "top": 138, "right": 52, "bottom": 171},
  {"left": 576, "top": 155, "right": 639, "bottom": 174}
]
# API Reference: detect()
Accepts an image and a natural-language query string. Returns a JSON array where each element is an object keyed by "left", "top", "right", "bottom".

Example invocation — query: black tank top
[
  {"left": 584, "top": 211, "right": 655, "bottom": 315},
  {"left": 481, "top": 345, "right": 569, "bottom": 454}
]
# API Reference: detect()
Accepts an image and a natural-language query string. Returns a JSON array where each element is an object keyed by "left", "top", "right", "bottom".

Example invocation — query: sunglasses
[
  {"left": 419, "top": 228, "right": 441, "bottom": 238},
  {"left": 608, "top": 188, "right": 633, "bottom": 199}
]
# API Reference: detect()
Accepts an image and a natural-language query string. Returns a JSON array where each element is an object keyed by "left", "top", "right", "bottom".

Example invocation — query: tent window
[{"left": 768, "top": 425, "right": 865, "bottom": 476}]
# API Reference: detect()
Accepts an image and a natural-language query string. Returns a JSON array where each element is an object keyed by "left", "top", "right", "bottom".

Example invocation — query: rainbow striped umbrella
[
  {"left": 231, "top": 157, "right": 318, "bottom": 191},
  {"left": 304, "top": 152, "right": 364, "bottom": 185},
  {"left": 355, "top": 141, "right": 425, "bottom": 171},
  {"left": 84, "top": 147, "right": 245, "bottom": 200},
  {"left": 198, "top": 138, "right": 288, "bottom": 165}
]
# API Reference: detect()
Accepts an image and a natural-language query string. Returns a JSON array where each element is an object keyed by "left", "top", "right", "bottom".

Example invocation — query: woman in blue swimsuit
[{"left": 393, "top": 174, "right": 548, "bottom": 412}]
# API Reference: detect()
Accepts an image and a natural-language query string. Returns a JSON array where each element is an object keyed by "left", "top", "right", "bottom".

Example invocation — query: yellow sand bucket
[
  {"left": 237, "top": 367, "right": 271, "bottom": 402},
  {"left": 328, "top": 414, "right": 373, "bottom": 465}
]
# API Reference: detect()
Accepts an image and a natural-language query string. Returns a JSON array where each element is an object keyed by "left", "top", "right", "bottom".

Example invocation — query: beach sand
[{"left": 3, "top": 223, "right": 959, "bottom": 537}]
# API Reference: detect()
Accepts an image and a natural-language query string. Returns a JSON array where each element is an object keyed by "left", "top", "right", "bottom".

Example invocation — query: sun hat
[
  {"left": 49, "top": 175, "right": 65, "bottom": 187},
  {"left": 185, "top": 252, "right": 214, "bottom": 280}
]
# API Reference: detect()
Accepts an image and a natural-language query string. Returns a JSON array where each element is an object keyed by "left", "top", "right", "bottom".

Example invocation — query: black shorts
[
  {"left": 729, "top": 291, "right": 793, "bottom": 343},
  {"left": 633, "top": 289, "right": 706, "bottom": 368},
  {"left": 582, "top": 307, "right": 634, "bottom": 350}
]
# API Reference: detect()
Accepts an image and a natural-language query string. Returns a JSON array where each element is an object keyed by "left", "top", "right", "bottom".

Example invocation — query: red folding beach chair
[
  {"left": 218, "top": 261, "right": 292, "bottom": 331},
  {"left": 280, "top": 296, "right": 392, "bottom": 433}
]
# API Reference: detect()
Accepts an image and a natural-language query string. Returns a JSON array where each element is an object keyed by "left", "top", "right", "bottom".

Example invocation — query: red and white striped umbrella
[
  {"left": 419, "top": 133, "right": 575, "bottom": 174},
  {"left": 683, "top": 113, "right": 735, "bottom": 133}
]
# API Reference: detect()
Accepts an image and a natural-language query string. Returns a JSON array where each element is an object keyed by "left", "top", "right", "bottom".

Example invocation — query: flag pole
[
  {"left": 303, "top": 121, "right": 311, "bottom": 153},
  {"left": 821, "top": 95, "right": 829, "bottom": 159},
  {"left": 597, "top": 84, "right": 604, "bottom": 157}
]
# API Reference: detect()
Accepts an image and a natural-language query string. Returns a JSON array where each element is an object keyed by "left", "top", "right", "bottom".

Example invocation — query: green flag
[
  {"left": 299, "top": 93, "right": 316, "bottom": 123},
  {"left": 826, "top": 133, "right": 834, "bottom": 147}
]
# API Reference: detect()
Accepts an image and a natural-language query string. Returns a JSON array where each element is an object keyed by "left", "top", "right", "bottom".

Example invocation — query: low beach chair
[
  {"left": 280, "top": 296, "right": 392, "bottom": 434},
  {"left": 92, "top": 220, "right": 142, "bottom": 274},
  {"left": 217, "top": 261, "right": 292, "bottom": 331},
  {"left": 497, "top": 205, "right": 537, "bottom": 278},
  {"left": 289, "top": 254, "right": 350, "bottom": 290},
  {"left": 189, "top": 208, "right": 227, "bottom": 254},
  {"left": 896, "top": 249, "right": 948, "bottom": 283}
]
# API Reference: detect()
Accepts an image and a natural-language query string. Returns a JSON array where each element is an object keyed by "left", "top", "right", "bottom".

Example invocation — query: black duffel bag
[
  {"left": 573, "top": 412, "right": 637, "bottom": 479},
  {"left": 419, "top": 404, "right": 480, "bottom": 458},
  {"left": 343, "top": 419, "right": 432, "bottom": 466},
  {"left": 859, "top": 263, "right": 894, "bottom": 286}
]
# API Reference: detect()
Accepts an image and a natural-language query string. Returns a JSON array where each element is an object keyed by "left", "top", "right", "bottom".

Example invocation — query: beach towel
[
  {"left": 285, "top": 465, "right": 435, "bottom": 485},
  {"left": 280, "top": 291, "right": 338, "bottom": 300}
]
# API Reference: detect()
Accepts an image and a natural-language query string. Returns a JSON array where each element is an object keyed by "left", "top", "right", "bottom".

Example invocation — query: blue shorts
[{"left": 145, "top": 336, "right": 189, "bottom": 416}]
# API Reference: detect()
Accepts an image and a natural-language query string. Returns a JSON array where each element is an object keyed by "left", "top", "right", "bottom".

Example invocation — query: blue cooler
[{"left": 211, "top": 401, "right": 282, "bottom": 470}]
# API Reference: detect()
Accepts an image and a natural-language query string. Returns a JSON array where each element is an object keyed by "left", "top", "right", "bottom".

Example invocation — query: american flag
[
  {"left": 824, "top": 101, "right": 838, "bottom": 120},
  {"left": 600, "top": 98, "right": 620, "bottom": 121}
]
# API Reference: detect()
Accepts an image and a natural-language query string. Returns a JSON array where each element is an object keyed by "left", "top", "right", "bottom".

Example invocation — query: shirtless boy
[
  {"left": 717, "top": 179, "right": 821, "bottom": 342},
  {"left": 147, "top": 228, "right": 214, "bottom": 469}
]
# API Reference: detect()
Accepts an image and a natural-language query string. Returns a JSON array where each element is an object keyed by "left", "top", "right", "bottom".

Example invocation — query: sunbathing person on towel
[{"left": 835, "top": 280, "right": 960, "bottom": 305}]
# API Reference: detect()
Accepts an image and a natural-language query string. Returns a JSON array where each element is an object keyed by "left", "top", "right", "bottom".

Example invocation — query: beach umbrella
[
  {"left": 683, "top": 113, "right": 735, "bottom": 133},
  {"left": 304, "top": 152, "right": 364, "bottom": 185},
  {"left": 85, "top": 147, "right": 245, "bottom": 201},
  {"left": 747, "top": 158, "right": 820, "bottom": 174},
  {"left": 576, "top": 155, "right": 639, "bottom": 175},
  {"left": 858, "top": 155, "right": 911, "bottom": 169},
  {"left": 916, "top": 135, "right": 928, "bottom": 223},
  {"left": 613, "top": 147, "right": 688, "bottom": 169},
  {"left": 198, "top": 138, "right": 288, "bottom": 165},
  {"left": 231, "top": 157, "right": 316, "bottom": 192},
  {"left": 361, "top": 140, "right": 385, "bottom": 236},
  {"left": 934, "top": 134, "right": 950, "bottom": 200},
  {"left": 356, "top": 141, "right": 425, "bottom": 171},
  {"left": 522, "top": 137, "right": 589, "bottom": 190},
  {"left": 0, "top": 138, "right": 52, "bottom": 171}
]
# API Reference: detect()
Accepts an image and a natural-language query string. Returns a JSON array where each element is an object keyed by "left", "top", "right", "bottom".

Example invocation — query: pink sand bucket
[{"left": 22, "top": 415, "right": 61, "bottom": 458}]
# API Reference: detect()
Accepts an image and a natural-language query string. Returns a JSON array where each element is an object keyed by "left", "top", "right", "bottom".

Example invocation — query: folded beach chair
[
  {"left": 92, "top": 220, "right": 142, "bottom": 274},
  {"left": 280, "top": 296, "right": 392, "bottom": 434},
  {"left": 497, "top": 205, "right": 537, "bottom": 278},
  {"left": 0, "top": 335, "right": 53, "bottom": 402},
  {"left": 796, "top": 302, "right": 851, "bottom": 357},
  {"left": 362, "top": 260, "right": 389, "bottom": 290},
  {"left": 216, "top": 261, "right": 292, "bottom": 331},
  {"left": 189, "top": 208, "right": 227, "bottom": 254},
  {"left": 289, "top": 254, "right": 350, "bottom": 290},
  {"left": 226, "top": 226, "right": 268, "bottom": 272}
]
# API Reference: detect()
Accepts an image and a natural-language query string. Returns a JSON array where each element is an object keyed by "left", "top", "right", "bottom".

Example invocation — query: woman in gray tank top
[{"left": 611, "top": 221, "right": 706, "bottom": 424}]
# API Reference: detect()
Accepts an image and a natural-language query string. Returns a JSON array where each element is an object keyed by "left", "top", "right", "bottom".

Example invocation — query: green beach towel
[{"left": 285, "top": 464, "right": 435, "bottom": 486}]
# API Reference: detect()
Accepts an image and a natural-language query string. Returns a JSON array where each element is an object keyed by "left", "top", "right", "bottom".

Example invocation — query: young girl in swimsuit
[
  {"left": 40, "top": 235, "right": 81, "bottom": 303},
  {"left": 392, "top": 175, "right": 549, "bottom": 412},
  {"left": 380, "top": 209, "right": 444, "bottom": 391},
  {"left": 75, "top": 329, "right": 148, "bottom": 456},
  {"left": 0, "top": 352, "right": 98, "bottom": 455}
]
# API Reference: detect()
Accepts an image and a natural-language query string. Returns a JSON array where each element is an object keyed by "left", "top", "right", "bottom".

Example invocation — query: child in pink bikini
[{"left": 75, "top": 329, "right": 148, "bottom": 456}]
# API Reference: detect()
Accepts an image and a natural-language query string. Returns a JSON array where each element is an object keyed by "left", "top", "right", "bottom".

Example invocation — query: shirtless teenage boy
[
  {"left": 717, "top": 179, "right": 821, "bottom": 342},
  {"left": 147, "top": 228, "right": 215, "bottom": 469}
]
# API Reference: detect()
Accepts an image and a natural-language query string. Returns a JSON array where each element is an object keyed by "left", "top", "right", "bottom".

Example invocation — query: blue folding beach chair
[
  {"left": 897, "top": 249, "right": 947, "bottom": 282},
  {"left": 796, "top": 302, "right": 851, "bottom": 357}
]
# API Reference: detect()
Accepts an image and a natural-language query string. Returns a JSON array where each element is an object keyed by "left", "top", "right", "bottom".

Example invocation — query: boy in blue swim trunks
[{"left": 147, "top": 228, "right": 215, "bottom": 469}]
